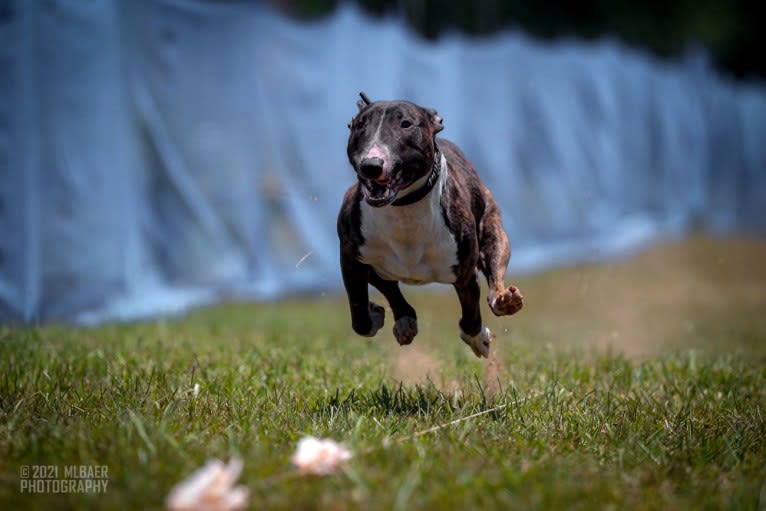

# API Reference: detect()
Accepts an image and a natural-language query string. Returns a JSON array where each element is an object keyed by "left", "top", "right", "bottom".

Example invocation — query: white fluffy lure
[
  {"left": 291, "top": 436, "right": 352, "bottom": 475},
  {"left": 165, "top": 458, "right": 249, "bottom": 511}
]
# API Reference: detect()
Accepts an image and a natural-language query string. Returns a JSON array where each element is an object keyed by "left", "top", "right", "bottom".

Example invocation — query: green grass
[{"left": 1, "top": 237, "right": 765, "bottom": 510}]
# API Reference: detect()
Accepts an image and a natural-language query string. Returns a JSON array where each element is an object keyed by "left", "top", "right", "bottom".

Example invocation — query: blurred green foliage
[{"left": 271, "top": 0, "right": 765, "bottom": 81}]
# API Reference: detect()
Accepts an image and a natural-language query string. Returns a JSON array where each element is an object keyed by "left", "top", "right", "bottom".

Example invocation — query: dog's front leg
[
  {"left": 454, "top": 272, "right": 492, "bottom": 358},
  {"left": 369, "top": 273, "right": 418, "bottom": 345},
  {"left": 340, "top": 254, "right": 384, "bottom": 337}
]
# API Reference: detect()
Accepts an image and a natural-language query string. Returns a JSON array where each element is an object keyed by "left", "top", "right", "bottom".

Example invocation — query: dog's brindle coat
[{"left": 337, "top": 93, "right": 523, "bottom": 357}]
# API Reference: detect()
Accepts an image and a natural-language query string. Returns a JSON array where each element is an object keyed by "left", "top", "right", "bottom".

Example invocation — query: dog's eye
[{"left": 400, "top": 120, "right": 413, "bottom": 129}]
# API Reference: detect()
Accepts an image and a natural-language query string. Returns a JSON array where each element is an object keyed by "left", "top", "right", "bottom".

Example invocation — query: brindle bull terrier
[{"left": 337, "top": 93, "right": 523, "bottom": 357}]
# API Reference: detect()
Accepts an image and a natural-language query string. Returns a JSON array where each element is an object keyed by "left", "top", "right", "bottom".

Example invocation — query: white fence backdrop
[{"left": 1, "top": 0, "right": 765, "bottom": 323}]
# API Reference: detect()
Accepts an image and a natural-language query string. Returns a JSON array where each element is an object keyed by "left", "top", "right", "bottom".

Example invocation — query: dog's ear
[
  {"left": 357, "top": 91, "right": 372, "bottom": 111},
  {"left": 426, "top": 107, "right": 444, "bottom": 133}
]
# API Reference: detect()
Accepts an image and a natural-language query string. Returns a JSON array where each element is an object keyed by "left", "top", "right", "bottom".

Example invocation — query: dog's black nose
[{"left": 359, "top": 157, "right": 384, "bottom": 180}]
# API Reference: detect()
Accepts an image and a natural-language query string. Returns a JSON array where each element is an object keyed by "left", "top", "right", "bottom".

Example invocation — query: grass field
[{"left": 1, "top": 237, "right": 765, "bottom": 510}]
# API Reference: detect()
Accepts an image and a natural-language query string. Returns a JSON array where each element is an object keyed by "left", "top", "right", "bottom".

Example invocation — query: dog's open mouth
[
  {"left": 362, "top": 180, "right": 399, "bottom": 207},
  {"left": 360, "top": 173, "right": 411, "bottom": 207}
]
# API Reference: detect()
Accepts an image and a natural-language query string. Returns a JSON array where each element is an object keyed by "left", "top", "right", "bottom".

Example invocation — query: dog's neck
[{"left": 391, "top": 146, "right": 443, "bottom": 207}]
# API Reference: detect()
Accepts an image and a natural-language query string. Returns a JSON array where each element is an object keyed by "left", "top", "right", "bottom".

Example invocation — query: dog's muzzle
[
  {"left": 357, "top": 157, "right": 406, "bottom": 207},
  {"left": 359, "top": 157, "right": 384, "bottom": 180},
  {"left": 360, "top": 177, "right": 401, "bottom": 207}
]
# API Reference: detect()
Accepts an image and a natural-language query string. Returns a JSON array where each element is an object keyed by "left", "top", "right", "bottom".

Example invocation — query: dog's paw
[
  {"left": 460, "top": 326, "right": 493, "bottom": 358},
  {"left": 368, "top": 302, "right": 385, "bottom": 335},
  {"left": 355, "top": 302, "right": 385, "bottom": 337},
  {"left": 393, "top": 316, "right": 418, "bottom": 345},
  {"left": 489, "top": 285, "right": 524, "bottom": 316}
]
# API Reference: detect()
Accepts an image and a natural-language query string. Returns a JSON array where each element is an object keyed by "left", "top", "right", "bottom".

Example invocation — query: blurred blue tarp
[{"left": 1, "top": 0, "right": 765, "bottom": 323}]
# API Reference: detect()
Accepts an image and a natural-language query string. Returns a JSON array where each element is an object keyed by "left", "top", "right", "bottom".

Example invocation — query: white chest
[{"left": 358, "top": 161, "right": 458, "bottom": 285}]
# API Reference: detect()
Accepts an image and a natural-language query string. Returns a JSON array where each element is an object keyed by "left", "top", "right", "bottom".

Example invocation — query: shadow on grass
[{"left": 312, "top": 379, "right": 504, "bottom": 419}]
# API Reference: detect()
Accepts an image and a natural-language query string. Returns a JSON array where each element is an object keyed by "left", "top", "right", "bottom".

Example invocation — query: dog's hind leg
[
  {"left": 454, "top": 272, "right": 492, "bottom": 358},
  {"left": 341, "top": 255, "right": 385, "bottom": 337},
  {"left": 478, "top": 203, "right": 524, "bottom": 317},
  {"left": 369, "top": 273, "right": 418, "bottom": 345}
]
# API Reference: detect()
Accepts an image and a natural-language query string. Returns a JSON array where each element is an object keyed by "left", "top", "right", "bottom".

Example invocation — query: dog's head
[{"left": 347, "top": 92, "right": 444, "bottom": 207}]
